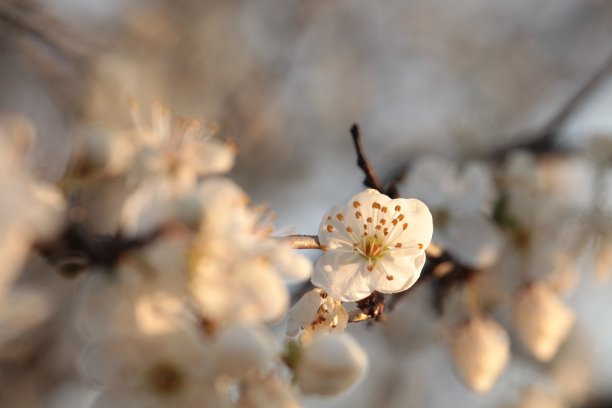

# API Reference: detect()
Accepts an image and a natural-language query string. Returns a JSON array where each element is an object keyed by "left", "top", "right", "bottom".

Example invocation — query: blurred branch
[
  {"left": 36, "top": 221, "right": 163, "bottom": 275},
  {"left": 492, "top": 48, "right": 612, "bottom": 158}
]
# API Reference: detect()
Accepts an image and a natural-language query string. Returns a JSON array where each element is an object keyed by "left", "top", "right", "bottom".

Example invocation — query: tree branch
[
  {"left": 282, "top": 234, "right": 320, "bottom": 250},
  {"left": 350, "top": 124, "right": 385, "bottom": 192},
  {"left": 492, "top": 48, "right": 612, "bottom": 158}
]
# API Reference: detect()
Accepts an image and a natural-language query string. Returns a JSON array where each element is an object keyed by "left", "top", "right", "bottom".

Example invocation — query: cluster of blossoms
[
  {"left": 0, "top": 101, "right": 609, "bottom": 407},
  {"left": 391, "top": 151, "right": 610, "bottom": 395},
  {"left": 64, "top": 104, "right": 379, "bottom": 406}
]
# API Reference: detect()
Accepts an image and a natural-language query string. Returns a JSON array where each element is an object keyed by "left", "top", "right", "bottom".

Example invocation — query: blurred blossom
[
  {"left": 212, "top": 324, "right": 277, "bottom": 378},
  {"left": 451, "top": 316, "right": 509, "bottom": 393},
  {"left": 399, "top": 156, "right": 502, "bottom": 268},
  {"left": 126, "top": 102, "right": 235, "bottom": 189},
  {"left": 238, "top": 374, "right": 300, "bottom": 408},
  {"left": 296, "top": 333, "right": 368, "bottom": 396},
  {"left": 0, "top": 117, "right": 65, "bottom": 347},
  {"left": 513, "top": 282, "right": 575, "bottom": 362},
  {"left": 313, "top": 189, "right": 433, "bottom": 301},
  {"left": 79, "top": 321, "right": 230, "bottom": 408}
]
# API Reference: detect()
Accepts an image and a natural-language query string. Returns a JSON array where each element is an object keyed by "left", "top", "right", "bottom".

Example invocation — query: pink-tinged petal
[{"left": 312, "top": 252, "right": 372, "bottom": 302}]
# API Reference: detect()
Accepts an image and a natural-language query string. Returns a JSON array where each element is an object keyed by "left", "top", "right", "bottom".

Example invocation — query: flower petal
[{"left": 312, "top": 252, "right": 372, "bottom": 302}]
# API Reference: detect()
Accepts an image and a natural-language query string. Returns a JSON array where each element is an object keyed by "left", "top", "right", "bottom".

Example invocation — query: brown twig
[
  {"left": 283, "top": 234, "right": 320, "bottom": 250},
  {"left": 350, "top": 124, "right": 385, "bottom": 192}
]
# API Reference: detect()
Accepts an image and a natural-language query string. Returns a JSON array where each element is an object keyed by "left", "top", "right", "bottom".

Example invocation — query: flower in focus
[
  {"left": 399, "top": 156, "right": 502, "bottom": 268},
  {"left": 295, "top": 333, "right": 368, "bottom": 396},
  {"left": 286, "top": 288, "right": 348, "bottom": 341},
  {"left": 451, "top": 316, "right": 509, "bottom": 393},
  {"left": 312, "top": 189, "right": 433, "bottom": 302},
  {"left": 513, "top": 282, "right": 575, "bottom": 362}
]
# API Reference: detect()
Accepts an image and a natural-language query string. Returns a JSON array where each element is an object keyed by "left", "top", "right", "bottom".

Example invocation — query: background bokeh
[{"left": 1, "top": 0, "right": 611, "bottom": 406}]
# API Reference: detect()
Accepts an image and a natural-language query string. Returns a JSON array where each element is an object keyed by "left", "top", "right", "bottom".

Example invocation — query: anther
[
  {"left": 353, "top": 201, "right": 361, "bottom": 208},
  {"left": 386, "top": 275, "right": 394, "bottom": 281},
  {"left": 336, "top": 213, "right": 344, "bottom": 221},
  {"left": 372, "top": 202, "right": 382, "bottom": 209},
  {"left": 326, "top": 225, "right": 334, "bottom": 232},
  {"left": 403, "top": 223, "right": 408, "bottom": 230},
  {"left": 395, "top": 205, "right": 401, "bottom": 212}
]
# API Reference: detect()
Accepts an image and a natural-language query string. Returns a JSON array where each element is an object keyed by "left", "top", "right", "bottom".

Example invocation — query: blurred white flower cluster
[
  {"left": 1, "top": 98, "right": 610, "bottom": 407},
  {"left": 389, "top": 150, "right": 612, "bottom": 395}
]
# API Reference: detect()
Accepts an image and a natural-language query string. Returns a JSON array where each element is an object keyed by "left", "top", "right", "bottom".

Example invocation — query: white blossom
[
  {"left": 128, "top": 102, "right": 235, "bottom": 187},
  {"left": 0, "top": 119, "right": 65, "bottom": 346},
  {"left": 212, "top": 324, "right": 277, "bottom": 377},
  {"left": 238, "top": 374, "right": 300, "bottom": 408},
  {"left": 451, "top": 316, "right": 509, "bottom": 393},
  {"left": 313, "top": 189, "right": 433, "bottom": 302},
  {"left": 513, "top": 282, "right": 575, "bottom": 362},
  {"left": 286, "top": 288, "right": 348, "bottom": 341},
  {"left": 80, "top": 322, "right": 229, "bottom": 408},
  {"left": 296, "top": 333, "right": 368, "bottom": 396},
  {"left": 399, "top": 156, "right": 502, "bottom": 268}
]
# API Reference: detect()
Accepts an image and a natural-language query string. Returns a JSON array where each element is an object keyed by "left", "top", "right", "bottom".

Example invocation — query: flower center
[{"left": 364, "top": 236, "right": 384, "bottom": 258}]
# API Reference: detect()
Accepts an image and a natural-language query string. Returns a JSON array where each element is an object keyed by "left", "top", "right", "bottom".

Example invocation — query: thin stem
[
  {"left": 350, "top": 124, "right": 384, "bottom": 192},
  {"left": 282, "top": 234, "right": 320, "bottom": 249}
]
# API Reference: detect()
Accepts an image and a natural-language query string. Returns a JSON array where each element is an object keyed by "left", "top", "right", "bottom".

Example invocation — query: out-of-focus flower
[
  {"left": 80, "top": 322, "right": 229, "bottom": 408},
  {"left": 495, "top": 152, "right": 584, "bottom": 291},
  {"left": 212, "top": 324, "right": 276, "bottom": 377},
  {"left": 513, "top": 282, "right": 575, "bottom": 362},
  {"left": 70, "top": 130, "right": 136, "bottom": 178},
  {"left": 0, "top": 118, "right": 65, "bottom": 346},
  {"left": 238, "top": 374, "right": 300, "bottom": 408},
  {"left": 313, "top": 189, "right": 432, "bottom": 302},
  {"left": 286, "top": 288, "right": 348, "bottom": 341},
  {"left": 295, "top": 333, "right": 368, "bottom": 396},
  {"left": 451, "top": 316, "right": 509, "bottom": 393},
  {"left": 399, "top": 156, "right": 501, "bottom": 268},
  {"left": 518, "top": 387, "right": 566, "bottom": 408},
  {"left": 0, "top": 120, "right": 66, "bottom": 290},
  {"left": 128, "top": 102, "right": 235, "bottom": 188}
]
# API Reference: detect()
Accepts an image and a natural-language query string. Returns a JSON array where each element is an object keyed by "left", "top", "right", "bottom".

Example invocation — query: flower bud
[
  {"left": 451, "top": 316, "right": 509, "bottom": 393},
  {"left": 296, "top": 334, "right": 367, "bottom": 396},
  {"left": 513, "top": 282, "right": 575, "bottom": 362}
]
